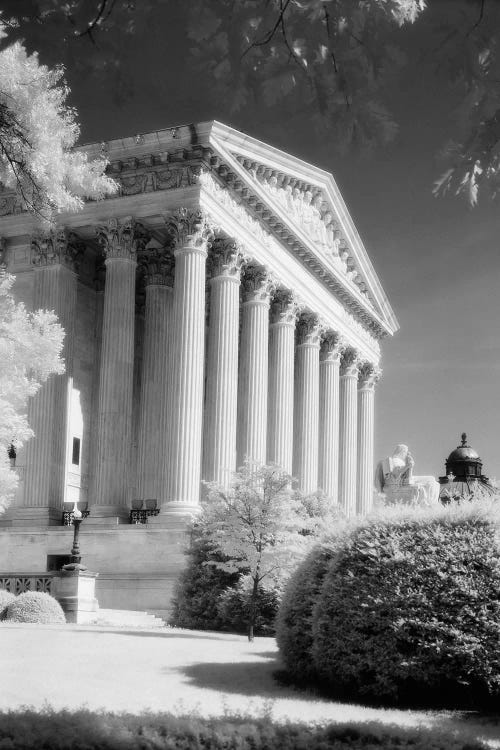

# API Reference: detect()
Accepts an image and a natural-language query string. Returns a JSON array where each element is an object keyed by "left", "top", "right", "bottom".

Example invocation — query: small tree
[
  {"left": 202, "top": 462, "right": 313, "bottom": 641},
  {"left": 0, "top": 271, "right": 64, "bottom": 513}
]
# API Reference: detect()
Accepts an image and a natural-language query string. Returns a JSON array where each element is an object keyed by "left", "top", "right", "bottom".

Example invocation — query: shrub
[
  {"left": 0, "top": 589, "right": 15, "bottom": 619},
  {"left": 5, "top": 591, "right": 66, "bottom": 624},
  {"left": 217, "top": 577, "right": 280, "bottom": 636},
  {"left": 309, "top": 502, "right": 500, "bottom": 708},
  {"left": 275, "top": 541, "right": 338, "bottom": 682},
  {"left": 170, "top": 531, "right": 240, "bottom": 631},
  {"left": 0, "top": 708, "right": 492, "bottom": 750},
  {"left": 170, "top": 530, "right": 279, "bottom": 635}
]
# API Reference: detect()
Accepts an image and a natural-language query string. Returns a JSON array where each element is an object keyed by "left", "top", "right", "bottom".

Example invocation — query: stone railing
[{"left": 0, "top": 572, "right": 57, "bottom": 595}]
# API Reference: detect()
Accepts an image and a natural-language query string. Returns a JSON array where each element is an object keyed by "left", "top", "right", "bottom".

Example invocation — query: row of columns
[{"left": 22, "top": 209, "right": 381, "bottom": 524}]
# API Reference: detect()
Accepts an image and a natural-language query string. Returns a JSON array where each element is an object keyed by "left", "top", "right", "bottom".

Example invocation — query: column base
[
  {"left": 148, "top": 502, "right": 200, "bottom": 528},
  {"left": 0, "top": 506, "right": 63, "bottom": 528},
  {"left": 86, "top": 505, "right": 130, "bottom": 527}
]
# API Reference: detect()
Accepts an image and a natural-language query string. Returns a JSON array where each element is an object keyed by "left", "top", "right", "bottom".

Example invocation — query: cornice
[{"left": 0, "top": 121, "right": 397, "bottom": 342}]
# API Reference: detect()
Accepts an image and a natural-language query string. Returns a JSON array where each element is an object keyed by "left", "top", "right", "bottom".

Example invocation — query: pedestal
[{"left": 53, "top": 569, "right": 99, "bottom": 625}]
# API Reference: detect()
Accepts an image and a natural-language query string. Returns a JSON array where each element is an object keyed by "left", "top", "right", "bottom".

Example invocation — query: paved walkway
[{"left": 0, "top": 623, "right": 499, "bottom": 747}]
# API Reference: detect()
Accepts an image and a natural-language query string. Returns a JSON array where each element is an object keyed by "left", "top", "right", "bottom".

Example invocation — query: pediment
[{"left": 208, "top": 123, "right": 398, "bottom": 338}]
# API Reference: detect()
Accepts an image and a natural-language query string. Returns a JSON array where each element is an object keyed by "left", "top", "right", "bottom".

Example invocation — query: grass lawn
[{"left": 0, "top": 623, "right": 499, "bottom": 748}]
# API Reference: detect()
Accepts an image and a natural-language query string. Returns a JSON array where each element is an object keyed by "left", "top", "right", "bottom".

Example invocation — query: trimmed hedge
[
  {"left": 277, "top": 501, "right": 500, "bottom": 708},
  {"left": 275, "top": 541, "right": 339, "bottom": 683},
  {"left": 5, "top": 591, "right": 66, "bottom": 624},
  {"left": 0, "top": 708, "right": 491, "bottom": 750},
  {"left": 0, "top": 589, "right": 15, "bottom": 619}
]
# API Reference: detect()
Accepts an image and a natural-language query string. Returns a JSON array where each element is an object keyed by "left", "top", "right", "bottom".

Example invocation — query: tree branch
[
  {"left": 242, "top": 0, "right": 292, "bottom": 58},
  {"left": 77, "top": 0, "right": 109, "bottom": 42}
]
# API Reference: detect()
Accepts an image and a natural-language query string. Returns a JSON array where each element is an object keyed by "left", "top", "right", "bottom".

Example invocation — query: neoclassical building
[{"left": 0, "top": 122, "right": 398, "bottom": 612}]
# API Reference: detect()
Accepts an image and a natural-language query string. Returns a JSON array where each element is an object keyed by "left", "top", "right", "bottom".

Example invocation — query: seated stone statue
[{"left": 374, "top": 444, "right": 440, "bottom": 506}]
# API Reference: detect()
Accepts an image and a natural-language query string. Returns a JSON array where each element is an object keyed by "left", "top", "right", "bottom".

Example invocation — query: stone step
[{"left": 95, "top": 608, "right": 166, "bottom": 628}]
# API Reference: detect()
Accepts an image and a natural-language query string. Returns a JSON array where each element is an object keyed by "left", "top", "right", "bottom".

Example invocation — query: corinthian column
[
  {"left": 339, "top": 347, "right": 360, "bottom": 517},
  {"left": 164, "top": 209, "right": 212, "bottom": 517},
  {"left": 202, "top": 237, "right": 243, "bottom": 487},
  {"left": 293, "top": 312, "right": 322, "bottom": 494},
  {"left": 318, "top": 331, "right": 344, "bottom": 501},
  {"left": 91, "top": 218, "right": 148, "bottom": 522},
  {"left": 267, "top": 289, "right": 297, "bottom": 473},
  {"left": 357, "top": 362, "right": 381, "bottom": 516},
  {"left": 237, "top": 265, "right": 273, "bottom": 467},
  {"left": 22, "top": 229, "right": 82, "bottom": 525},
  {"left": 136, "top": 246, "right": 175, "bottom": 504}
]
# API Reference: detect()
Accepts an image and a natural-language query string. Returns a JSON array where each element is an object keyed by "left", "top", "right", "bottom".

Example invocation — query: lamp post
[{"left": 63, "top": 502, "right": 87, "bottom": 572}]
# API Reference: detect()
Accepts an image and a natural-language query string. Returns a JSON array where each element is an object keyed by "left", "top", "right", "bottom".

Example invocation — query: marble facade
[{"left": 0, "top": 122, "right": 398, "bottom": 611}]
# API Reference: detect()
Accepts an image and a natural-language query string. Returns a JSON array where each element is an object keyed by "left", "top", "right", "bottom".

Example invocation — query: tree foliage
[
  {"left": 3, "top": 2, "right": 500, "bottom": 205},
  {"left": 202, "top": 462, "right": 329, "bottom": 640},
  {"left": 0, "top": 18, "right": 116, "bottom": 220},
  {"left": 188, "top": 0, "right": 425, "bottom": 151},
  {"left": 0, "top": 271, "right": 64, "bottom": 513}
]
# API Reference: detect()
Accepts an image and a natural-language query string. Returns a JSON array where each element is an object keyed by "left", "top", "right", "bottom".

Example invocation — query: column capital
[
  {"left": 340, "top": 346, "right": 361, "bottom": 377},
  {"left": 208, "top": 237, "right": 244, "bottom": 280},
  {"left": 296, "top": 311, "right": 322, "bottom": 346},
  {"left": 270, "top": 288, "right": 298, "bottom": 325},
  {"left": 31, "top": 227, "right": 84, "bottom": 272},
  {"left": 241, "top": 263, "right": 274, "bottom": 304},
  {"left": 358, "top": 361, "right": 382, "bottom": 390},
  {"left": 320, "top": 330, "right": 345, "bottom": 362},
  {"left": 138, "top": 246, "right": 175, "bottom": 287},
  {"left": 165, "top": 208, "right": 213, "bottom": 252},
  {"left": 96, "top": 217, "right": 149, "bottom": 261}
]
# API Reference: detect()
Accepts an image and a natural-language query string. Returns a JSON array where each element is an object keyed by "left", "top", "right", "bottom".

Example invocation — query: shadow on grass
[
  {"left": 73, "top": 628, "right": 250, "bottom": 641},
  {"left": 0, "top": 706, "right": 495, "bottom": 750},
  {"left": 177, "top": 659, "right": 326, "bottom": 701}
]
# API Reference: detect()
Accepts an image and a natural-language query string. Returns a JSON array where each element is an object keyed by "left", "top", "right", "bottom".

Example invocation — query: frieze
[
  {"left": 116, "top": 165, "right": 202, "bottom": 196},
  {"left": 200, "top": 171, "right": 274, "bottom": 254}
]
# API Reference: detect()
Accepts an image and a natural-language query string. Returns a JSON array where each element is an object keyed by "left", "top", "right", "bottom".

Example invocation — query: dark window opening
[
  {"left": 46, "top": 554, "right": 71, "bottom": 572},
  {"left": 72, "top": 437, "right": 81, "bottom": 466}
]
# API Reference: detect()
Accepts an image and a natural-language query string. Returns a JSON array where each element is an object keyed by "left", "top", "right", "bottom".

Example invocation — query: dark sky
[{"left": 30, "top": 2, "right": 500, "bottom": 481}]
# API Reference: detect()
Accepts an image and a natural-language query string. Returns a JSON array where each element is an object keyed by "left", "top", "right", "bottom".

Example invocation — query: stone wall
[{"left": 0, "top": 526, "right": 188, "bottom": 616}]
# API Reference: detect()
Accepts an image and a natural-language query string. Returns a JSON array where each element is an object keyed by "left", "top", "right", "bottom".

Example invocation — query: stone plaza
[{"left": 0, "top": 121, "right": 398, "bottom": 614}]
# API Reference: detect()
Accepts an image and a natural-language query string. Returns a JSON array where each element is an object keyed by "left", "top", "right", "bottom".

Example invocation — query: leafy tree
[
  {"left": 7, "top": 1, "right": 500, "bottom": 205},
  {"left": 202, "top": 462, "right": 321, "bottom": 641},
  {"left": 0, "top": 18, "right": 116, "bottom": 220},
  {"left": 3, "top": 1, "right": 500, "bottom": 206},
  {"left": 0, "top": 271, "right": 64, "bottom": 513}
]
